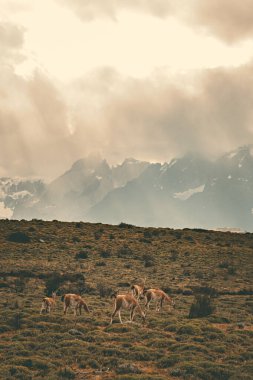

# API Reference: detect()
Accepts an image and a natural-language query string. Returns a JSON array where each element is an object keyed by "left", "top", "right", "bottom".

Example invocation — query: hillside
[{"left": 0, "top": 220, "right": 252, "bottom": 379}]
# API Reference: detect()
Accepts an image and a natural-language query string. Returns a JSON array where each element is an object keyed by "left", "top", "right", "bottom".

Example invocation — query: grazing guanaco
[
  {"left": 40, "top": 292, "right": 57, "bottom": 314},
  {"left": 143, "top": 288, "right": 175, "bottom": 312},
  {"left": 63, "top": 294, "right": 90, "bottom": 316},
  {"left": 131, "top": 277, "right": 146, "bottom": 300},
  {"left": 110, "top": 292, "right": 146, "bottom": 325}
]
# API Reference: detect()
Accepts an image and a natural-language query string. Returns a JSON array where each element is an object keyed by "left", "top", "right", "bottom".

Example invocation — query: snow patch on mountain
[
  {"left": 11, "top": 190, "right": 32, "bottom": 200},
  {"left": 174, "top": 184, "right": 205, "bottom": 200}
]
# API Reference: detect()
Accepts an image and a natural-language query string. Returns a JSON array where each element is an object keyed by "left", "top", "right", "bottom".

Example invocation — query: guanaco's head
[
  {"left": 80, "top": 300, "right": 90, "bottom": 313},
  {"left": 110, "top": 290, "right": 119, "bottom": 299},
  {"left": 140, "top": 288, "right": 148, "bottom": 300}
]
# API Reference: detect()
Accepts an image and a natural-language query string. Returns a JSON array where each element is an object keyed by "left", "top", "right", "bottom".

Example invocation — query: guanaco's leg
[
  {"left": 130, "top": 306, "right": 136, "bottom": 322},
  {"left": 160, "top": 297, "right": 164, "bottom": 311},
  {"left": 110, "top": 306, "right": 118, "bottom": 324},
  {"left": 118, "top": 310, "right": 123, "bottom": 323},
  {"left": 40, "top": 303, "right": 45, "bottom": 314},
  {"left": 145, "top": 294, "right": 151, "bottom": 309}
]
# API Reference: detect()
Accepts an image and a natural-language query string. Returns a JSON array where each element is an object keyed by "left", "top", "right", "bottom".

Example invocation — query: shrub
[
  {"left": 143, "top": 230, "right": 152, "bottom": 238},
  {"left": 44, "top": 272, "right": 86, "bottom": 295},
  {"left": 177, "top": 324, "right": 201, "bottom": 335},
  {"left": 117, "top": 245, "right": 134, "bottom": 257},
  {"left": 227, "top": 266, "right": 236, "bottom": 275},
  {"left": 14, "top": 277, "right": 28, "bottom": 293},
  {"left": 118, "top": 222, "right": 134, "bottom": 229},
  {"left": 191, "top": 286, "right": 217, "bottom": 297},
  {"left": 100, "top": 249, "right": 111, "bottom": 258},
  {"left": 219, "top": 261, "right": 229, "bottom": 269},
  {"left": 57, "top": 367, "right": 75, "bottom": 378},
  {"left": 189, "top": 295, "right": 215, "bottom": 318},
  {"left": 44, "top": 273, "right": 63, "bottom": 295},
  {"left": 7, "top": 232, "right": 30, "bottom": 243},
  {"left": 95, "top": 261, "right": 106, "bottom": 267},
  {"left": 9, "top": 366, "right": 32, "bottom": 379},
  {"left": 10, "top": 312, "right": 23, "bottom": 330},
  {"left": 158, "top": 354, "right": 180, "bottom": 368},
  {"left": 170, "top": 250, "right": 178, "bottom": 261},
  {"left": 97, "top": 283, "right": 114, "bottom": 298},
  {"left": 75, "top": 251, "right": 88, "bottom": 259},
  {"left": 94, "top": 228, "right": 104, "bottom": 240},
  {"left": 142, "top": 253, "right": 155, "bottom": 267}
]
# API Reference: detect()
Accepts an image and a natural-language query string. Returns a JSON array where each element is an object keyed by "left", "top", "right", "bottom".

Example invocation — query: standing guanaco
[
  {"left": 143, "top": 288, "right": 175, "bottom": 311},
  {"left": 110, "top": 292, "right": 146, "bottom": 324},
  {"left": 131, "top": 277, "right": 146, "bottom": 300},
  {"left": 40, "top": 292, "right": 57, "bottom": 314},
  {"left": 63, "top": 293, "right": 90, "bottom": 316}
]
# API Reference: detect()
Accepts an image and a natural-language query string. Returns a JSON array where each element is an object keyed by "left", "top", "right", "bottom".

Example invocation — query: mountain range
[{"left": 1, "top": 146, "right": 253, "bottom": 231}]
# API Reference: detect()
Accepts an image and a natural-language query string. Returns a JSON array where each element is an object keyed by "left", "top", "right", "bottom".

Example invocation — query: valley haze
[{"left": 1, "top": 145, "right": 252, "bottom": 232}]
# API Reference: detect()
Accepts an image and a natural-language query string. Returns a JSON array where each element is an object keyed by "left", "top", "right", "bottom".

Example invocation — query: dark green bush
[
  {"left": 75, "top": 251, "right": 88, "bottom": 259},
  {"left": 100, "top": 249, "right": 111, "bottom": 258},
  {"left": 7, "top": 232, "right": 30, "bottom": 243},
  {"left": 118, "top": 222, "right": 134, "bottom": 229},
  {"left": 189, "top": 295, "right": 215, "bottom": 318}
]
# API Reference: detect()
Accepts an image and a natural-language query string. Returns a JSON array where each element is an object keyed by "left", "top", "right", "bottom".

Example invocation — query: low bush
[
  {"left": 75, "top": 251, "right": 88, "bottom": 259},
  {"left": 57, "top": 367, "right": 75, "bottom": 378},
  {"left": 100, "top": 249, "right": 111, "bottom": 258},
  {"left": 118, "top": 222, "right": 134, "bottom": 229},
  {"left": 117, "top": 245, "right": 134, "bottom": 257},
  {"left": 142, "top": 253, "right": 155, "bottom": 267},
  {"left": 7, "top": 232, "right": 30, "bottom": 243},
  {"left": 189, "top": 295, "right": 215, "bottom": 318},
  {"left": 97, "top": 283, "right": 114, "bottom": 298}
]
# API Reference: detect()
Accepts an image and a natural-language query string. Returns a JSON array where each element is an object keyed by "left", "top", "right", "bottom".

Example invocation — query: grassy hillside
[{"left": 0, "top": 219, "right": 252, "bottom": 379}]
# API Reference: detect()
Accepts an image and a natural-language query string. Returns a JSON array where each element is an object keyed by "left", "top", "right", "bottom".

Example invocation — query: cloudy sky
[{"left": 1, "top": 0, "right": 253, "bottom": 179}]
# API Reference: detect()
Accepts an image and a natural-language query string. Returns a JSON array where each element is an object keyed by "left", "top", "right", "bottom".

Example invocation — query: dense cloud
[
  {"left": 1, "top": 60, "right": 253, "bottom": 178},
  {"left": 58, "top": 0, "right": 253, "bottom": 43},
  {"left": 191, "top": 0, "right": 253, "bottom": 43},
  {"left": 66, "top": 64, "right": 253, "bottom": 164},
  {"left": 0, "top": 69, "right": 75, "bottom": 178},
  {"left": 0, "top": 22, "right": 25, "bottom": 66},
  {"left": 1, "top": 57, "right": 253, "bottom": 178},
  {"left": 0, "top": 21, "right": 74, "bottom": 178}
]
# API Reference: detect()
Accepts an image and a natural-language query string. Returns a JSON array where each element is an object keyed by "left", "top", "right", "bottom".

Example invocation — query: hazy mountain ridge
[
  {"left": 1, "top": 146, "right": 253, "bottom": 231},
  {"left": 88, "top": 146, "right": 253, "bottom": 231}
]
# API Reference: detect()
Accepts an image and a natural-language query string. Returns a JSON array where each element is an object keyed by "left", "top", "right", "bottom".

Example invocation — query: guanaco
[
  {"left": 110, "top": 292, "right": 146, "bottom": 324},
  {"left": 131, "top": 277, "right": 146, "bottom": 300},
  {"left": 40, "top": 292, "right": 57, "bottom": 314},
  {"left": 143, "top": 288, "right": 175, "bottom": 311},
  {"left": 63, "top": 293, "right": 90, "bottom": 316}
]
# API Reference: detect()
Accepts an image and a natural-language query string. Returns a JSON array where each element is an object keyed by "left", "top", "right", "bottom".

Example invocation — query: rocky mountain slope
[{"left": 2, "top": 146, "right": 253, "bottom": 231}]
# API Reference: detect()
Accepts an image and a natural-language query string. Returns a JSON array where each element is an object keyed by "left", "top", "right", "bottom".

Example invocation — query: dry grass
[{"left": 0, "top": 220, "right": 252, "bottom": 379}]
